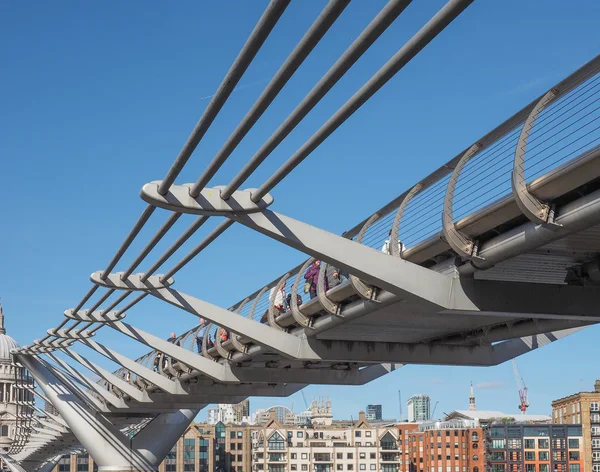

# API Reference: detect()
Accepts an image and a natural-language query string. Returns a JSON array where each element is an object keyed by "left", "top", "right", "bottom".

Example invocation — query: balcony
[
  {"left": 380, "top": 453, "right": 400, "bottom": 462},
  {"left": 314, "top": 454, "right": 333, "bottom": 462},
  {"left": 381, "top": 443, "right": 398, "bottom": 451},
  {"left": 267, "top": 454, "right": 286, "bottom": 463}
]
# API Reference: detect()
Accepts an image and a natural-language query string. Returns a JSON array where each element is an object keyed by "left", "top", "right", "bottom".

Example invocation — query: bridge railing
[{"left": 112, "top": 55, "right": 600, "bottom": 379}]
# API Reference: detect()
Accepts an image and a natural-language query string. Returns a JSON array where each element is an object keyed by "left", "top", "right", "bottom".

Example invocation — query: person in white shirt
[
  {"left": 381, "top": 229, "right": 404, "bottom": 255},
  {"left": 270, "top": 281, "right": 287, "bottom": 314}
]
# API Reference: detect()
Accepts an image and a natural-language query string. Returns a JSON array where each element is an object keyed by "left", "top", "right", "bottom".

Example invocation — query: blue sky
[{"left": 1, "top": 0, "right": 599, "bottom": 422}]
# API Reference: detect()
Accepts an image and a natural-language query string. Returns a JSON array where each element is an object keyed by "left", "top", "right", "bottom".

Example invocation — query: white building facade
[{"left": 252, "top": 411, "right": 401, "bottom": 472}]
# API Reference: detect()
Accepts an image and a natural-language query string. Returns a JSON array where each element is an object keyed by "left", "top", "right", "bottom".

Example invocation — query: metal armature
[
  {"left": 9, "top": 0, "right": 600, "bottom": 469},
  {"left": 442, "top": 143, "right": 484, "bottom": 261},
  {"left": 512, "top": 89, "right": 561, "bottom": 225}
]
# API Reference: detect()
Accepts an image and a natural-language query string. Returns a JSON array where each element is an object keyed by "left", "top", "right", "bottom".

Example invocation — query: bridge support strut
[{"left": 17, "top": 354, "right": 198, "bottom": 472}]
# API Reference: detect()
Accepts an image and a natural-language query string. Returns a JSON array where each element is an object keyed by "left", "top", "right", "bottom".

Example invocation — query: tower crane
[{"left": 512, "top": 359, "right": 530, "bottom": 414}]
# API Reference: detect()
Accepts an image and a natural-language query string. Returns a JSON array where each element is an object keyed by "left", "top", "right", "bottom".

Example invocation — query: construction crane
[
  {"left": 512, "top": 359, "right": 530, "bottom": 414},
  {"left": 398, "top": 391, "right": 403, "bottom": 421},
  {"left": 432, "top": 401, "right": 439, "bottom": 419},
  {"left": 300, "top": 389, "right": 309, "bottom": 410}
]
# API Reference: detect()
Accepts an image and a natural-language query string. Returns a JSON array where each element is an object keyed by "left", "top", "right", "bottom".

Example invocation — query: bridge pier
[{"left": 17, "top": 354, "right": 198, "bottom": 472}]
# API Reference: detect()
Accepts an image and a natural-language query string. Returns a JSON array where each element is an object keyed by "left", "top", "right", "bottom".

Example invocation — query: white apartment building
[
  {"left": 252, "top": 411, "right": 402, "bottom": 472},
  {"left": 407, "top": 395, "right": 431, "bottom": 422}
]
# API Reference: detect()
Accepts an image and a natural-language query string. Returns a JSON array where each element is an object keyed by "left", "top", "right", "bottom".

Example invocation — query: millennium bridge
[{"left": 3, "top": 0, "right": 600, "bottom": 470}]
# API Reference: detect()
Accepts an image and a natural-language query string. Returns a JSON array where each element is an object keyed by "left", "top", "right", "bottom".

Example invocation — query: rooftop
[{"left": 446, "top": 410, "right": 551, "bottom": 423}]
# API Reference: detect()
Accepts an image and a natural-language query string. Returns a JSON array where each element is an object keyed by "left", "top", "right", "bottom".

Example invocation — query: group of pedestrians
[{"left": 160, "top": 231, "right": 404, "bottom": 359}]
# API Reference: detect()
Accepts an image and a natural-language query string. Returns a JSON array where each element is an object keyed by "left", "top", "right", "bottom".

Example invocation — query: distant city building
[
  {"left": 309, "top": 396, "right": 333, "bottom": 426},
  {"left": 367, "top": 404, "right": 382, "bottom": 421},
  {"left": 253, "top": 405, "right": 295, "bottom": 426},
  {"left": 407, "top": 394, "right": 431, "bottom": 422},
  {"left": 552, "top": 379, "right": 600, "bottom": 472},
  {"left": 207, "top": 400, "right": 251, "bottom": 425},
  {"left": 445, "top": 386, "right": 551, "bottom": 425},
  {"left": 0, "top": 303, "right": 32, "bottom": 455},
  {"left": 44, "top": 400, "right": 59, "bottom": 418},
  {"left": 253, "top": 397, "right": 332, "bottom": 427}
]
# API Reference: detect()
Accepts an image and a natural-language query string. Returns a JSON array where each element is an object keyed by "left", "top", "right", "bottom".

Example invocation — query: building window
[
  {"left": 183, "top": 438, "right": 195, "bottom": 472},
  {"left": 297, "top": 431, "right": 303, "bottom": 438},
  {"left": 360, "top": 453, "right": 366, "bottom": 459},
  {"left": 591, "top": 402, "right": 599, "bottom": 412},
  {"left": 291, "top": 466, "right": 297, "bottom": 471},
  {"left": 539, "top": 452, "right": 549, "bottom": 461},
  {"left": 348, "top": 466, "right": 353, "bottom": 471},
  {"left": 366, "top": 431, "right": 372, "bottom": 437},
  {"left": 337, "top": 466, "right": 343, "bottom": 471},
  {"left": 525, "top": 466, "right": 535, "bottom": 472},
  {"left": 569, "top": 466, "right": 580, "bottom": 472},
  {"left": 337, "top": 453, "right": 343, "bottom": 459},
  {"left": 268, "top": 432, "right": 286, "bottom": 451},
  {"left": 347, "top": 453, "right": 354, "bottom": 459},
  {"left": 165, "top": 445, "right": 177, "bottom": 472},
  {"left": 302, "top": 466, "right": 308, "bottom": 471},
  {"left": 360, "top": 466, "right": 366, "bottom": 471},
  {"left": 370, "top": 466, "right": 376, "bottom": 471},
  {"left": 472, "top": 433, "right": 479, "bottom": 441},
  {"left": 473, "top": 468, "right": 479, "bottom": 472},
  {"left": 356, "top": 431, "right": 362, "bottom": 437},
  {"left": 569, "top": 452, "right": 580, "bottom": 461},
  {"left": 472, "top": 443, "right": 478, "bottom": 449},
  {"left": 593, "top": 439, "right": 600, "bottom": 448},
  {"left": 525, "top": 452, "right": 535, "bottom": 461},
  {"left": 524, "top": 440, "right": 535, "bottom": 449},
  {"left": 473, "top": 455, "right": 479, "bottom": 461},
  {"left": 567, "top": 438, "right": 579, "bottom": 449},
  {"left": 539, "top": 465, "right": 548, "bottom": 472},
  {"left": 538, "top": 439, "right": 549, "bottom": 449},
  {"left": 507, "top": 439, "right": 521, "bottom": 449},
  {"left": 370, "top": 453, "right": 376, "bottom": 459},
  {"left": 302, "top": 453, "right": 308, "bottom": 459}
]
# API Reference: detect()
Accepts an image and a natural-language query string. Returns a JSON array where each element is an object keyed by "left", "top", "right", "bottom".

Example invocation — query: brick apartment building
[
  {"left": 552, "top": 380, "right": 600, "bottom": 472},
  {"left": 399, "top": 420, "right": 485, "bottom": 472}
]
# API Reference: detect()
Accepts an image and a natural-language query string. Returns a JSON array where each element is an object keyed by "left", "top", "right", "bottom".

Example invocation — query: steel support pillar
[{"left": 17, "top": 354, "right": 198, "bottom": 472}]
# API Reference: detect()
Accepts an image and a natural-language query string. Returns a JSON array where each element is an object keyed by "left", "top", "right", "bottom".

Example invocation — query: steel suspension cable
[
  {"left": 221, "top": 0, "right": 413, "bottom": 200},
  {"left": 251, "top": 0, "right": 476, "bottom": 203},
  {"left": 158, "top": 0, "right": 291, "bottom": 195},
  {"left": 189, "top": 0, "right": 352, "bottom": 197}
]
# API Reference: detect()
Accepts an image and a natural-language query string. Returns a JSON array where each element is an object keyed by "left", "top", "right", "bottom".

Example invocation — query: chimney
[
  {"left": 595, "top": 379, "right": 600, "bottom": 393},
  {"left": 358, "top": 411, "right": 366, "bottom": 421},
  {"left": 269, "top": 409, "right": 277, "bottom": 421}
]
